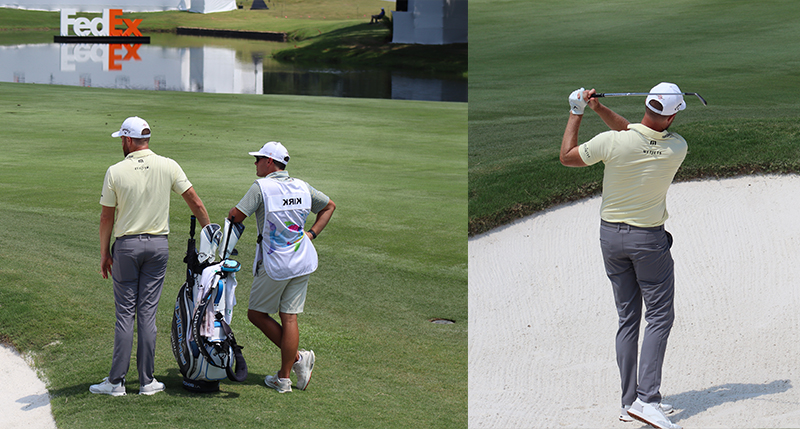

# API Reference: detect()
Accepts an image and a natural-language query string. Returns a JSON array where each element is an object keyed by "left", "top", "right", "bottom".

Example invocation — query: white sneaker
[
  {"left": 627, "top": 398, "right": 681, "bottom": 429},
  {"left": 139, "top": 378, "right": 166, "bottom": 395},
  {"left": 89, "top": 377, "right": 126, "bottom": 396},
  {"left": 292, "top": 349, "right": 315, "bottom": 390},
  {"left": 620, "top": 402, "right": 673, "bottom": 422},
  {"left": 265, "top": 372, "right": 292, "bottom": 393}
]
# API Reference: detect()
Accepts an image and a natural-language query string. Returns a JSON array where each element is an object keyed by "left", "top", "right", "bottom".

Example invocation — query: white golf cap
[
  {"left": 645, "top": 82, "right": 686, "bottom": 116},
  {"left": 249, "top": 141, "right": 290, "bottom": 164},
  {"left": 111, "top": 116, "right": 151, "bottom": 138}
]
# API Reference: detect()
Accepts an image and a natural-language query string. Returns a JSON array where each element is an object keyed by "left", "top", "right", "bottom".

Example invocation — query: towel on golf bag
[{"left": 195, "top": 263, "right": 238, "bottom": 339}]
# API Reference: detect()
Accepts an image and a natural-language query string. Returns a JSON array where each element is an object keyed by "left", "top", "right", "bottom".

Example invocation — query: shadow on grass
[
  {"left": 275, "top": 23, "right": 467, "bottom": 75},
  {"left": 49, "top": 368, "right": 286, "bottom": 398}
]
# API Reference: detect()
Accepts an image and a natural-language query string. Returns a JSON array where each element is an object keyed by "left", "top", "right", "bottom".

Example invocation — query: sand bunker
[{"left": 469, "top": 175, "right": 800, "bottom": 428}]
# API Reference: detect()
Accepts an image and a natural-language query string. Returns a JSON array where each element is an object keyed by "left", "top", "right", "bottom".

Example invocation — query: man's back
[
  {"left": 580, "top": 124, "right": 687, "bottom": 227},
  {"left": 101, "top": 149, "right": 192, "bottom": 236}
]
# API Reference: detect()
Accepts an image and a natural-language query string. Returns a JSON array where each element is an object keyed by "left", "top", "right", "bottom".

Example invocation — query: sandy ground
[
  {"left": 1, "top": 344, "right": 57, "bottom": 428},
  {"left": 469, "top": 175, "right": 800, "bottom": 428}
]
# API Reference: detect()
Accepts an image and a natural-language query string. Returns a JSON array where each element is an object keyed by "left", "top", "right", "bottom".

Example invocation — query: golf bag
[{"left": 171, "top": 215, "right": 248, "bottom": 393}]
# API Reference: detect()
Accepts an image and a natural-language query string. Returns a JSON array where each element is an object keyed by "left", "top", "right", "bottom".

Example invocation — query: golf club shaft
[{"left": 592, "top": 92, "right": 708, "bottom": 106}]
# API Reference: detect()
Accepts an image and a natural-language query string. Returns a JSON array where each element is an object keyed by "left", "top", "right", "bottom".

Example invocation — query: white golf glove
[{"left": 569, "top": 88, "right": 587, "bottom": 115}]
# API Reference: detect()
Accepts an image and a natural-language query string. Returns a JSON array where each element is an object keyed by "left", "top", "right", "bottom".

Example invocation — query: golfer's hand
[
  {"left": 569, "top": 88, "right": 587, "bottom": 115},
  {"left": 101, "top": 255, "right": 113, "bottom": 279},
  {"left": 584, "top": 88, "right": 600, "bottom": 111}
]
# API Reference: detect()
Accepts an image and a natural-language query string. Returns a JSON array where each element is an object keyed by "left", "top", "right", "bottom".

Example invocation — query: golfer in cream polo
[
  {"left": 560, "top": 83, "right": 688, "bottom": 429},
  {"left": 227, "top": 141, "right": 335, "bottom": 393},
  {"left": 92, "top": 116, "right": 210, "bottom": 396}
]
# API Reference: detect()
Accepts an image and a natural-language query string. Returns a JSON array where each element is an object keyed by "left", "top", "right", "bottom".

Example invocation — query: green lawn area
[
  {"left": 469, "top": 0, "right": 800, "bottom": 235},
  {"left": 0, "top": 82, "right": 466, "bottom": 428}
]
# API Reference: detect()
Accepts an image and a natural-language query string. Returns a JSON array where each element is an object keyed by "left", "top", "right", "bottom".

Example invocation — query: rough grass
[{"left": 468, "top": 0, "right": 800, "bottom": 236}]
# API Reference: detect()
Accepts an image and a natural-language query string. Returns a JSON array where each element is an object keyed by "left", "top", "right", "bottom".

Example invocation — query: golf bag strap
[
  {"left": 191, "top": 286, "right": 227, "bottom": 369},
  {"left": 214, "top": 313, "right": 247, "bottom": 381},
  {"left": 213, "top": 313, "right": 248, "bottom": 381},
  {"left": 228, "top": 344, "right": 247, "bottom": 382}
]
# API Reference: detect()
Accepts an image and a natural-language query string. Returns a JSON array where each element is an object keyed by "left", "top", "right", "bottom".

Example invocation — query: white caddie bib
[{"left": 255, "top": 177, "right": 318, "bottom": 280}]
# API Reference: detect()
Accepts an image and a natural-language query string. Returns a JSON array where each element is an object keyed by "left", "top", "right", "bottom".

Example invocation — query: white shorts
[{"left": 249, "top": 262, "right": 310, "bottom": 314}]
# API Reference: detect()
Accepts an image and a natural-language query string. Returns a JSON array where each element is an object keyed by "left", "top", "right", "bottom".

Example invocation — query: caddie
[
  {"left": 559, "top": 83, "right": 688, "bottom": 429},
  {"left": 227, "top": 141, "right": 335, "bottom": 393}
]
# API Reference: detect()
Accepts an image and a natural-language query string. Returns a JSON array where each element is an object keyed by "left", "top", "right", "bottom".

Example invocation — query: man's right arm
[
  {"left": 306, "top": 199, "right": 335, "bottom": 240},
  {"left": 585, "top": 88, "right": 630, "bottom": 131},
  {"left": 228, "top": 207, "right": 248, "bottom": 223},
  {"left": 100, "top": 205, "right": 115, "bottom": 279},
  {"left": 227, "top": 182, "right": 261, "bottom": 223}
]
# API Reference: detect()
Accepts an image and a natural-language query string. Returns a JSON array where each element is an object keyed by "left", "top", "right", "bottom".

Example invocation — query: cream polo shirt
[
  {"left": 100, "top": 149, "right": 192, "bottom": 237},
  {"left": 578, "top": 123, "right": 687, "bottom": 227}
]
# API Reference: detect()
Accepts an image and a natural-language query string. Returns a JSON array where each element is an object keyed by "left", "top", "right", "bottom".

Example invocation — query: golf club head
[
  {"left": 219, "top": 218, "right": 245, "bottom": 260},
  {"left": 198, "top": 223, "right": 222, "bottom": 264}
]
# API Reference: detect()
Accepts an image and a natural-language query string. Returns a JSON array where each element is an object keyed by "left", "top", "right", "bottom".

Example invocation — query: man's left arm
[
  {"left": 560, "top": 113, "right": 587, "bottom": 167},
  {"left": 561, "top": 88, "right": 589, "bottom": 167},
  {"left": 307, "top": 199, "right": 335, "bottom": 240},
  {"left": 181, "top": 187, "right": 210, "bottom": 227}
]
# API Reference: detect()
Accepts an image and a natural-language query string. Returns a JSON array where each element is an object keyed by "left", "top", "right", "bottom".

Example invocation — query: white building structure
[{"left": 392, "top": 0, "right": 467, "bottom": 45}]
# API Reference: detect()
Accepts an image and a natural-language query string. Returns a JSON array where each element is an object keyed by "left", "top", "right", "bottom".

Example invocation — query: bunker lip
[{"left": 0, "top": 343, "right": 57, "bottom": 428}]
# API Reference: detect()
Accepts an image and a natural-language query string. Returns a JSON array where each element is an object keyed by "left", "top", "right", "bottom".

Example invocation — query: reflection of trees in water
[
  {"left": 0, "top": 39, "right": 466, "bottom": 101},
  {"left": 262, "top": 69, "right": 467, "bottom": 102},
  {"left": 264, "top": 70, "right": 392, "bottom": 99}
]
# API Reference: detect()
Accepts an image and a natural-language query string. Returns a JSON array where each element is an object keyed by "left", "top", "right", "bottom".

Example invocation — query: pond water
[{"left": 0, "top": 34, "right": 466, "bottom": 102}]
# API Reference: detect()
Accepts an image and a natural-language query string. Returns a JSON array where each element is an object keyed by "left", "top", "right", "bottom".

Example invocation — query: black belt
[
  {"left": 601, "top": 220, "right": 664, "bottom": 232},
  {"left": 119, "top": 234, "right": 168, "bottom": 240}
]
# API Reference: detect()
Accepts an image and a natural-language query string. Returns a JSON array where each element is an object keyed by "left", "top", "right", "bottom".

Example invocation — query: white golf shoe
[
  {"left": 627, "top": 398, "right": 681, "bottom": 429},
  {"left": 265, "top": 372, "right": 292, "bottom": 393},
  {"left": 139, "top": 378, "right": 166, "bottom": 395},
  {"left": 620, "top": 402, "right": 673, "bottom": 422},
  {"left": 89, "top": 377, "right": 126, "bottom": 396},
  {"left": 292, "top": 349, "right": 315, "bottom": 390}
]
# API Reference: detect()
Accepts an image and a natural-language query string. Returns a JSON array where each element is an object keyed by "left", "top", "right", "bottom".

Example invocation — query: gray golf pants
[
  {"left": 599, "top": 220, "right": 675, "bottom": 406},
  {"left": 109, "top": 234, "right": 169, "bottom": 386}
]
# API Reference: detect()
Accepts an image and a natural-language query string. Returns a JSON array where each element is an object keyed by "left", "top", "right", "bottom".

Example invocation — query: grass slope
[
  {"left": 0, "top": 0, "right": 390, "bottom": 31},
  {"left": 469, "top": 0, "right": 800, "bottom": 235},
  {"left": 0, "top": 82, "right": 466, "bottom": 428}
]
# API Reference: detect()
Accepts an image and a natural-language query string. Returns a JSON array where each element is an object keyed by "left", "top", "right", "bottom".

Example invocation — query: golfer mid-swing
[{"left": 560, "top": 83, "right": 687, "bottom": 429}]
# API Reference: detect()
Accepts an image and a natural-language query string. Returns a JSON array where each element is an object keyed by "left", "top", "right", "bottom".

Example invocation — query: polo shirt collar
[
  {"left": 628, "top": 123, "right": 673, "bottom": 140},
  {"left": 125, "top": 149, "right": 154, "bottom": 160},
  {"left": 266, "top": 170, "right": 289, "bottom": 179}
]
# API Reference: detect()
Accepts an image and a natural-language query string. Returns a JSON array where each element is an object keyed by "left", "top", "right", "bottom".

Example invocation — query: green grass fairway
[
  {"left": 469, "top": 0, "right": 800, "bottom": 235},
  {"left": 0, "top": 82, "right": 466, "bottom": 428}
]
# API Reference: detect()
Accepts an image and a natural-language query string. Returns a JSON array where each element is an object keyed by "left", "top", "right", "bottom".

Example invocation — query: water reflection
[{"left": 0, "top": 37, "right": 466, "bottom": 102}]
